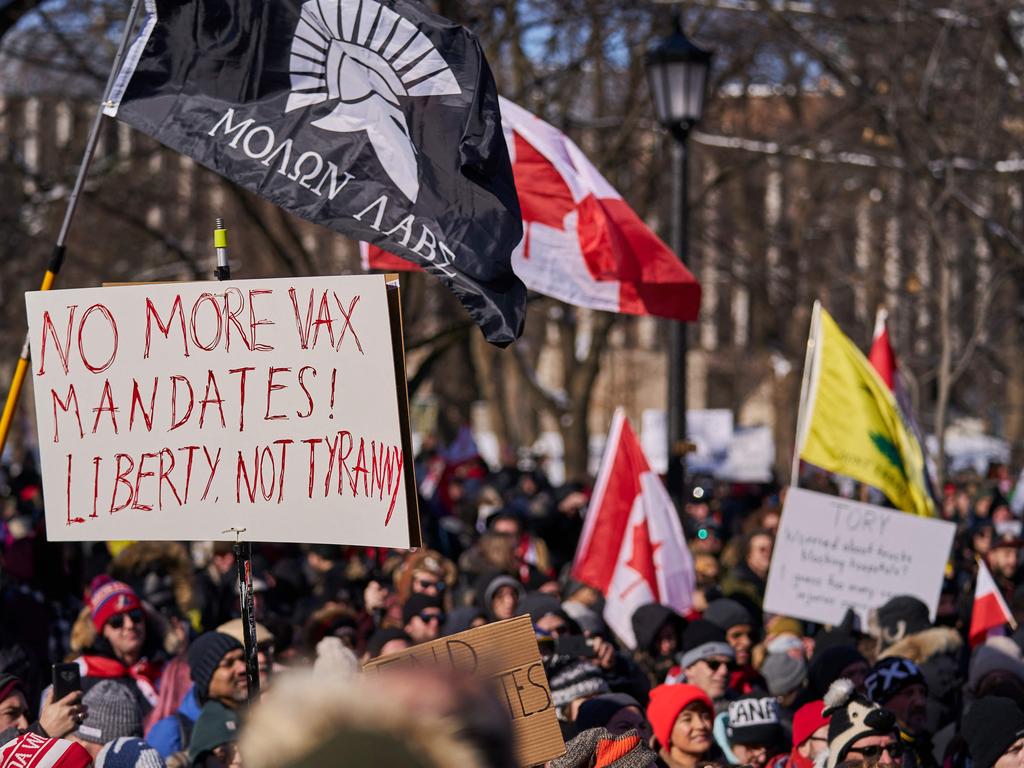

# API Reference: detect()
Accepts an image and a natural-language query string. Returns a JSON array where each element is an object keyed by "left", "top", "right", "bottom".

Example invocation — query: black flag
[{"left": 105, "top": 0, "right": 526, "bottom": 345}]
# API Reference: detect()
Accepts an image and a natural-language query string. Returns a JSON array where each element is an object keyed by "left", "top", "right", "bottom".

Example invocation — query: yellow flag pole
[
  {"left": 0, "top": 262, "right": 61, "bottom": 454},
  {"left": 0, "top": 0, "right": 143, "bottom": 457},
  {"left": 790, "top": 300, "right": 822, "bottom": 487}
]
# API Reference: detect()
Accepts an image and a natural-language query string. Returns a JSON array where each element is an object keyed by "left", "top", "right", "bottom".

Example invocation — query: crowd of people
[{"left": 1, "top": 447, "right": 1024, "bottom": 768}]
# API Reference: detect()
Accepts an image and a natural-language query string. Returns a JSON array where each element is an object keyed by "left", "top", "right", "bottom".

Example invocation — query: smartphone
[
  {"left": 555, "top": 635, "right": 597, "bottom": 659},
  {"left": 52, "top": 663, "right": 81, "bottom": 701}
]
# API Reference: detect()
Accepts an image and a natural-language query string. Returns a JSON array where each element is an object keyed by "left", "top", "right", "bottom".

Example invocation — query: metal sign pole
[
  {"left": 225, "top": 527, "right": 260, "bottom": 703},
  {"left": 215, "top": 222, "right": 257, "bottom": 701}
]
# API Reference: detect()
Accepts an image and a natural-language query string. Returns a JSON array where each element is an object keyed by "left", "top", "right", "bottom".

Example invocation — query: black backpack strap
[{"left": 175, "top": 711, "right": 194, "bottom": 750}]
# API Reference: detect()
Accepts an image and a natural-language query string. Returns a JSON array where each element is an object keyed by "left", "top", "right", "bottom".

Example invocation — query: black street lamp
[{"left": 645, "top": 10, "right": 712, "bottom": 502}]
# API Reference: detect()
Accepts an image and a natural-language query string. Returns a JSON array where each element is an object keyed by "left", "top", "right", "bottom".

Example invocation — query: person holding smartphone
[{"left": 0, "top": 674, "right": 85, "bottom": 742}]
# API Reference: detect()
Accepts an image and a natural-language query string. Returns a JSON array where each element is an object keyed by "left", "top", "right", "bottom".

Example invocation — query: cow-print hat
[{"left": 822, "top": 678, "right": 897, "bottom": 768}]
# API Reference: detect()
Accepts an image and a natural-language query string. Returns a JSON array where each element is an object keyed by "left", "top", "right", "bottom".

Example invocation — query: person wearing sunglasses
[
  {"left": 401, "top": 594, "right": 445, "bottom": 645},
  {"left": 676, "top": 620, "right": 737, "bottom": 706},
  {"left": 75, "top": 578, "right": 162, "bottom": 718},
  {"left": 393, "top": 549, "right": 454, "bottom": 607},
  {"left": 865, "top": 657, "right": 933, "bottom": 768},
  {"left": 705, "top": 598, "right": 766, "bottom": 698},
  {"left": 822, "top": 678, "right": 902, "bottom": 768}
]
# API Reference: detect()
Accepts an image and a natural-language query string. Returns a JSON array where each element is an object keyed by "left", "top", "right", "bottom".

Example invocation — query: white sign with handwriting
[
  {"left": 26, "top": 275, "right": 418, "bottom": 547},
  {"left": 764, "top": 488, "right": 955, "bottom": 626}
]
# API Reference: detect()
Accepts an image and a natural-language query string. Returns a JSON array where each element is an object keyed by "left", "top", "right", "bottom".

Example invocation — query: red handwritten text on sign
[{"left": 27, "top": 275, "right": 412, "bottom": 547}]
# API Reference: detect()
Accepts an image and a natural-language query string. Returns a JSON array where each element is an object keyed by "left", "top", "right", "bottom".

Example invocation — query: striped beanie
[
  {"left": 547, "top": 658, "right": 610, "bottom": 720},
  {"left": 89, "top": 579, "right": 143, "bottom": 632},
  {"left": 0, "top": 733, "right": 92, "bottom": 768}
]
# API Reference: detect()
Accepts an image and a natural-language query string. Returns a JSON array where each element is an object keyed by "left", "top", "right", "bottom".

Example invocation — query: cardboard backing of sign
[
  {"left": 26, "top": 274, "right": 420, "bottom": 547},
  {"left": 363, "top": 615, "right": 564, "bottom": 767}
]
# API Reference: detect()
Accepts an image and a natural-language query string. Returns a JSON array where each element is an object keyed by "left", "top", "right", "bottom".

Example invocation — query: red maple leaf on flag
[{"left": 620, "top": 520, "right": 661, "bottom": 601}]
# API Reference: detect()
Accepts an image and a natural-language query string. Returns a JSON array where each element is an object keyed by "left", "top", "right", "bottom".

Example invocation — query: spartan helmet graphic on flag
[{"left": 285, "top": 0, "right": 462, "bottom": 203}]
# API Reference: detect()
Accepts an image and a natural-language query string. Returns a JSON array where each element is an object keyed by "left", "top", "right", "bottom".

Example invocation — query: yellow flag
[{"left": 796, "top": 304, "right": 936, "bottom": 516}]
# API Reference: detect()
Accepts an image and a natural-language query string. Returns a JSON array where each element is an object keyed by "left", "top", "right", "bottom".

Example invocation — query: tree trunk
[
  {"left": 933, "top": 253, "right": 953, "bottom": 487},
  {"left": 1006, "top": 274, "right": 1024, "bottom": 469}
]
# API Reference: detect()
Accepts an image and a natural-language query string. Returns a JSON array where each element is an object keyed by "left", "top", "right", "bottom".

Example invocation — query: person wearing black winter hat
[
  {"left": 402, "top": 594, "right": 444, "bottom": 645},
  {"left": 704, "top": 599, "right": 756, "bottom": 667},
  {"left": 147, "top": 631, "right": 244, "bottom": 758},
  {"left": 188, "top": 632, "right": 246, "bottom": 709},
  {"left": 704, "top": 598, "right": 765, "bottom": 697},
  {"left": 871, "top": 596, "right": 932, "bottom": 653},
  {"left": 630, "top": 603, "right": 687, "bottom": 687},
  {"left": 807, "top": 646, "right": 869, "bottom": 700},
  {"left": 678, "top": 620, "right": 736, "bottom": 706},
  {"left": 360, "top": 628, "right": 411, "bottom": 663},
  {"left": 963, "top": 696, "right": 1024, "bottom": 768},
  {"left": 865, "top": 657, "right": 934, "bottom": 768},
  {"left": 574, "top": 693, "right": 651, "bottom": 742}
]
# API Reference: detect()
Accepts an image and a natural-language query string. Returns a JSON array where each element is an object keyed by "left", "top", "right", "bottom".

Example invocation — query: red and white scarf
[{"left": 76, "top": 655, "right": 161, "bottom": 708}]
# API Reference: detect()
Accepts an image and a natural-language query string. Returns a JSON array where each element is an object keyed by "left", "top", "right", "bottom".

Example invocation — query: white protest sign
[
  {"left": 718, "top": 426, "right": 774, "bottom": 483},
  {"left": 687, "top": 409, "right": 733, "bottom": 474},
  {"left": 26, "top": 274, "right": 419, "bottom": 547},
  {"left": 764, "top": 487, "right": 954, "bottom": 626}
]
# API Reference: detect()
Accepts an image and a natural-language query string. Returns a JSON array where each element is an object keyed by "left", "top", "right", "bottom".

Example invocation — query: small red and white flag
[
  {"left": 970, "top": 558, "right": 1016, "bottom": 646},
  {"left": 572, "top": 409, "right": 695, "bottom": 648},
  {"left": 363, "top": 97, "right": 701, "bottom": 322},
  {"left": 868, "top": 308, "right": 898, "bottom": 390}
]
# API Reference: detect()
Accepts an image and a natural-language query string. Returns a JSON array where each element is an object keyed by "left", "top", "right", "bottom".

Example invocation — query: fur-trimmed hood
[
  {"left": 107, "top": 541, "right": 196, "bottom": 617},
  {"left": 878, "top": 627, "right": 961, "bottom": 665}
]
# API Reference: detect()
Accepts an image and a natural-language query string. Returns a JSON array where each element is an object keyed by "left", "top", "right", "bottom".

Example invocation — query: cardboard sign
[
  {"left": 26, "top": 275, "right": 419, "bottom": 547},
  {"left": 764, "top": 488, "right": 955, "bottom": 626},
  {"left": 364, "top": 615, "right": 564, "bottom": 767}
]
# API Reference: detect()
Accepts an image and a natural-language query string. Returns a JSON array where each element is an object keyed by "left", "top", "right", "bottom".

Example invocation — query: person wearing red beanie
[
  {"left": 768, "top": 700, "right": 830, "bottom": 768},
  {"left": 646, "top": 684, "right": 716, "bottom": 768},
  {"left": 76, "top": 577, "right": 162, "bottom": 717}
]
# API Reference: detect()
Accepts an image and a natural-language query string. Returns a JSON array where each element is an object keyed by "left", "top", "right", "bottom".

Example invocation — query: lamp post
[{"left": 645, "top": 10, "right": 712, "bottom": 502}]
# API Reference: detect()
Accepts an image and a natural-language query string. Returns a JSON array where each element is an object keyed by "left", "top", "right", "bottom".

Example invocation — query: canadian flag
[
  {"left": 362, "top": 97, "right": 701, "bottom": 322},
  {"left": 573, "top": 409, "right": 695, "bottom": 648},
  {"left": 970, "top": 558, "right": 1015, "bottom": 646}
]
